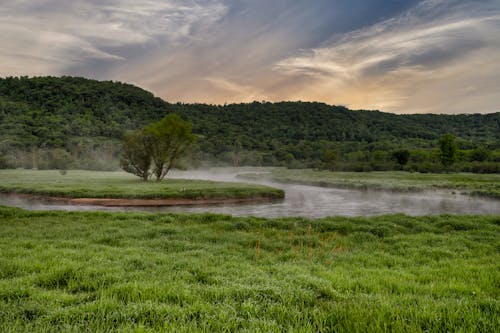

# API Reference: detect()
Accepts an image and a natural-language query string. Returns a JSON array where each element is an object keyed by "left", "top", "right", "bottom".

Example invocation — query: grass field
[
  {"left": 0, "top": 170, "right": 284, "bottom": 200},
  {"left": 0, "top": 206, "right": 498, "bottom": 332},
  {"left": 239, "top": 168, "right": 500, "bottom": 199}
]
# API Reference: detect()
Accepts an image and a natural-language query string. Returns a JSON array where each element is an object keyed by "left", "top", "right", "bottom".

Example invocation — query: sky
[{"left": 1, "top": 0, "right": 499, "bottom": 114}]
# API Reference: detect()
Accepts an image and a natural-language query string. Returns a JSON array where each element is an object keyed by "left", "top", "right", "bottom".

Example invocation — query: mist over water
[{"left": 1, "top": 169, "right": 499, "bottom": 218}]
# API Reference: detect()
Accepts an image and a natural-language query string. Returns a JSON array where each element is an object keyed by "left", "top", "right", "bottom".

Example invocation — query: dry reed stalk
[{"left": 257, "top": 239, "right": 261, "bottom": 258}]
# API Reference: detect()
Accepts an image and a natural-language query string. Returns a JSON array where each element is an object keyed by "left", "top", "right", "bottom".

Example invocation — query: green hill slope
[{"left": 0, "top": 76, "right": 498, "bottom": 171}]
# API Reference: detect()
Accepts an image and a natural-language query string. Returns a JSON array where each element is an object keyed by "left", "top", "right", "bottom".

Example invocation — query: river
[{"left": 0, "top": 169, "right": 498, "bottom": 218}]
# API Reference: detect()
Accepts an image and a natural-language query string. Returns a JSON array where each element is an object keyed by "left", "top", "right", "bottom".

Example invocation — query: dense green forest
[{"left": 0, "top": 76, "right": 499, "bottom": 172}]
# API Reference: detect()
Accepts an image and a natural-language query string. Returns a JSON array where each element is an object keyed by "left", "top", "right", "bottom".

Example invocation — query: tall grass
[{"left": 0, "top": 207, "right": 498, "bottom": 332}]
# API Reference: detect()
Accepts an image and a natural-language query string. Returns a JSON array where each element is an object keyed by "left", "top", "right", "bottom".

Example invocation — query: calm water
[{"left": 0, "top": 169, "right": 499, "bottom": 218}]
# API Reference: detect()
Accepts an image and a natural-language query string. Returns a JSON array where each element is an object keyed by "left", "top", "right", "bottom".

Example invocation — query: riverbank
[
  {"left": 0, "top": 206, "right": 498, "bottom": 332},
  {"left": 6, "top": 193, "right": 279, "bottom": 207},
  {"left": 0, "top": 170, "right": 284, "bottom": 202},
  {"left": 238, "top": 168, "right": 500, "bottom": 199}
]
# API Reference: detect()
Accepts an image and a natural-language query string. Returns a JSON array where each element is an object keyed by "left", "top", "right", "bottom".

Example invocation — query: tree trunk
[{"left": 32, "top": 146, "right": 37, "bottom": 170}]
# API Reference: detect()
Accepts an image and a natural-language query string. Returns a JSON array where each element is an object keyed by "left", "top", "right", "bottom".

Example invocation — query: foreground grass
[
  {"left": 0, "top": 207, "right": 498, "bottom": 332},
  {"left": 0, "top": 170, "right": 284, "bottom": 200},
  {"left": 240, "top": 168, "right": 500, "bottom": 199}
]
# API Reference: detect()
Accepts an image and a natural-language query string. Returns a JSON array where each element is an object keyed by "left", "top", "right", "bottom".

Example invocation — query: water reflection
[{"left": 0, "top": 169, "right": 498, "bottom": 218}]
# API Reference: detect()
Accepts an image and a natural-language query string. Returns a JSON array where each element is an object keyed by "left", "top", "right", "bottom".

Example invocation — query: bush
[
  {"left": 460, "top": 162, "right": 500, "bottom": 174},
  {"left": 0, "top": 155, "right": 11, "bottom": 169}
]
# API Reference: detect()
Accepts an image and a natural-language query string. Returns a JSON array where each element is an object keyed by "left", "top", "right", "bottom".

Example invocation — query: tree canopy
[
  {"left": 392, "top": 150, "right": 410, "bottom": 169},
  {"left": 145, "top": 114, "right": 195, "bottom": 181}
]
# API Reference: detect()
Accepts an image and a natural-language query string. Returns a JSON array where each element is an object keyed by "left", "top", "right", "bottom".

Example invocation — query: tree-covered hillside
[{"left": 1, "top": 76, "right": 499, "bottom": 171}]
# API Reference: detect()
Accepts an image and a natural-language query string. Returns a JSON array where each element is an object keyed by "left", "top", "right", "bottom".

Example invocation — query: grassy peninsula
[{"left": 0, "top": 170, "right": 284, "bottom": 201}]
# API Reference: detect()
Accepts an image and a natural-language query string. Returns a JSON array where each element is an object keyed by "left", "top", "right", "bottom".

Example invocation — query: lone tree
[
  {"left": 120, "top": 115, "right": 195, "bottom": 181},
  {"left": 120, "top": 129, "right": 153, "bottom": 181},
  {"left": 392, "top": 149, "right": 410, "bottom": 170},
  {"left": 146, "top": 114, "right": 196, "bottom": 181},
  {"left": 438, "top": 133, "right": 457, "bottom": 169}
]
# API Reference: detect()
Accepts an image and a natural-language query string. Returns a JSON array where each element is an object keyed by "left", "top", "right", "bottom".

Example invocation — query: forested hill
[
  {"left": 1, "top": 76, "right": 499, "bottom": 170},
  {"left": 0, "top": 76, "right": 167, "bottom": 147}
]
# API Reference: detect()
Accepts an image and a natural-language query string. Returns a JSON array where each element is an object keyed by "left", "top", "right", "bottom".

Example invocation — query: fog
[{"left": 1, "top": 169, "right": 499, "bottom": 218}]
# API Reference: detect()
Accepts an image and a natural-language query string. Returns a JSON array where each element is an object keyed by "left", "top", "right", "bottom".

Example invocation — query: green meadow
[
  {"left": 240, "top": 168, "right": 500, "bottom": 199},
  {"left": 0, "top": 170, "right": 284, "bottom": 200},
  {"left": 0, "top": 206, "right": 498, "bottom": 332}
]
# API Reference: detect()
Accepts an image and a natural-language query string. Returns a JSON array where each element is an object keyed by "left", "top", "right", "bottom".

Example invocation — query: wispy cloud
[
  {"left": 0, "top": 0, "right": 227, "bottom": 75},
  {"left": 274, "top": 0, "right": 500, "bottom": 113}
]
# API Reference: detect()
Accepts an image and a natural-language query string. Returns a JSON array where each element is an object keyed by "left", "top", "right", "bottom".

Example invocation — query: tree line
[{"left": 0, "top": 76, "right": 498, "bottom": 173}]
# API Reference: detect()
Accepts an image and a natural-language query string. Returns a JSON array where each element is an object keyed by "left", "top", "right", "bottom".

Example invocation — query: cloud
[
  {"left": 201, "top": 77, "right": 268, "bottom": 102},
  {"left": 273, "top": 0, "right": 500, "bottom": 113},
  {"left": 0, "top": 0, "right": 227, "bottom": 76},
  {"left": 1, "top": 0, "right": 499, "bottom": 114},
  {"left": 105, "top": 0, "right": 374, "bottom": 104}
]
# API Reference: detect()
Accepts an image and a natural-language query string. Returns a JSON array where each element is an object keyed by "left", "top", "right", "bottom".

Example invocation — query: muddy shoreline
[{"left": 7, "top": 193, "right": 280, "bottom": 207}]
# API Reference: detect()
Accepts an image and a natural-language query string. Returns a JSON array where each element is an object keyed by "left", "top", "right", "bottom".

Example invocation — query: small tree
[
  {"left": 392, "top": 149, "right": 410, "bottom": 170},
  {"left": 145, "top": 114, "right": 195, "bottom": 181},
  {"left": 438, "top": 133, "right": 457, "bottom": 169},
  {"left": 48, "top": 148, "right": 72, "bottom": 171},
  {"left": 120, "top": 130, "right": 153, "bottom": 181},
  {"left": 321, "top": 148, "right": 338, "bottom": 170}
]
